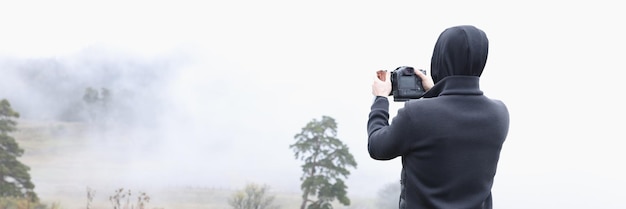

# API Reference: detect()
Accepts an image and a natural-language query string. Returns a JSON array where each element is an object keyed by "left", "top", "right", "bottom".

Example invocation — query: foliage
[
  {"left": 0, "top": 99, "right": 38, "bottom": 202},
  {"left": 228, "top": 183, "right": 279, "bottom": 209},
  {"left": 289, "top": 116, "right": 357, "bottom": 209},
  {"left": 0, "top": 197, "right": 60, "bottom": 209},
  {"left": 82, "top": 87, "right": 112, "bottom": 122},
  {"left": 376, "top": 181, "right": 401, "bottom": 209},
  {"left": 83, "top": 87, "right": 111, "bottom": 106}
]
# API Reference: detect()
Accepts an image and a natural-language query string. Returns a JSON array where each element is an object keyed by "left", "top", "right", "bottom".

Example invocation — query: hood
[{"left": 430, "top": 25, "right": 489, "bottom": 83}]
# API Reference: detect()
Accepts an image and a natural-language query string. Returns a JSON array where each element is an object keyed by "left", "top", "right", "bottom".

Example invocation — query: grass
[{"left": 12, "top": 119, "right": 378, "bottom": 209}]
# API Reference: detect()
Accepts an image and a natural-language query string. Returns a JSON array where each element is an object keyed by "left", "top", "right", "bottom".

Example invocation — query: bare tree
[{"left": 229, "top": 183, "right": 279, "bottom": 209}]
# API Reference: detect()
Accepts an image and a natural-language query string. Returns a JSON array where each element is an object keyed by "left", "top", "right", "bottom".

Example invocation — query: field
[{"left": 12, "top": 119, "right": 378, "bottom": 209}]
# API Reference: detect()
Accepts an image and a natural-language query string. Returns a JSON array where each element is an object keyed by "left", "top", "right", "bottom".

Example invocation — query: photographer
[{"left": 368, "top": 25, "right": 509, "bottom": 209}]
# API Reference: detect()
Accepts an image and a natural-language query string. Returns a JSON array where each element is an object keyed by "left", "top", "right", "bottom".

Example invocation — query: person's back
[{"left": 368, "top": 25, "right": 509, "bottom": 209}]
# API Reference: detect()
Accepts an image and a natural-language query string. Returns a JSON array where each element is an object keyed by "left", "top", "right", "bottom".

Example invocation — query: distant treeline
[{"left": 0, "top": 48, "right": 184, "bottom": 125}]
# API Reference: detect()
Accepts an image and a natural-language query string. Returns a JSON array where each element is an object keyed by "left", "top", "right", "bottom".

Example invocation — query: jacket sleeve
[{"left": 367, "top": 96, "right": 413, "bottom": 160}]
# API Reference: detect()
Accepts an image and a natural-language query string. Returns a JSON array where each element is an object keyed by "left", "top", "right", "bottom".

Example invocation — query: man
[{"left": 368, "top": 25, "right": 509, "bottom": 209}]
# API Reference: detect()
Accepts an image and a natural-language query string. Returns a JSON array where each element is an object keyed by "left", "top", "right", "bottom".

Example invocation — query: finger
[
  {"left": 414, "top": 68, "right": 423, "bottom": 76},
  {"left": 414, "top": 69, "right": 427, "bottom": 79},
  {"left": 376, "top": 70, "right": 388, "bottom": 82},
  {"left": 376, "top": 70, "right": 385, "bottom": 81}
]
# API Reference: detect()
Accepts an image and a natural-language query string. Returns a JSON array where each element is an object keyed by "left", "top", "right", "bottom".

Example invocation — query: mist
[
  {"left": 1, "top": 0, "right": 626, "bottom": 208},
  {"left": 0, "top": 45, "right": 401, "bottom": 207}
]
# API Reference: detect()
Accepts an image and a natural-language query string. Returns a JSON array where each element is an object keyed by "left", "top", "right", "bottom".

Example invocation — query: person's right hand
[
  {"left": 415, "top": 69, "right": 434, "bottom": 91},
  {"left": 372, "top": 70, "right": 392, "bottom": 97}
]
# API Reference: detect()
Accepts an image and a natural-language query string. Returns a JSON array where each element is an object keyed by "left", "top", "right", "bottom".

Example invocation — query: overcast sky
[{"left": 1, "top": 0, "right": 625, "bottom": 208}]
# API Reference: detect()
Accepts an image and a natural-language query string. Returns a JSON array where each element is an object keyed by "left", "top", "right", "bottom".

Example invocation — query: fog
[
  {"left": 0, "top": 46, "right": 315, "bottom": 190},
  {"left": 1, "top": 0, "right": 626, "bottom": 208}
]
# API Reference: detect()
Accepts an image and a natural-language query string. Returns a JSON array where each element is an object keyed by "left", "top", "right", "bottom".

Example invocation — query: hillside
[{"left": 13, "top": 119, "right": 379, "bottom": 209}]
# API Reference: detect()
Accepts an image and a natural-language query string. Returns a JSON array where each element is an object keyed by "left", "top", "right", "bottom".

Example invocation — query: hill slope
[{"left": 14, "top": 119, "right": 379, "bottom": 209}]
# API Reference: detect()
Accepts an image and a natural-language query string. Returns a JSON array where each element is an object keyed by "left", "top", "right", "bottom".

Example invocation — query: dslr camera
[{"left": 378, "top": 66, "right": 427, "bottom": 102}]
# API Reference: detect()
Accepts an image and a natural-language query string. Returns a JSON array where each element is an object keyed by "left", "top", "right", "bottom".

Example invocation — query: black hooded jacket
[{"left": 368, "top": 25, "right": 509, "bottom": 209}]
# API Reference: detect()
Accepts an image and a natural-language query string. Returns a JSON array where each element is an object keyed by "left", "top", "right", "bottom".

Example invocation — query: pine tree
[
  {"left": 290, "top": 116, "right": 357, "bottom": 209},
  {"left": 0, "top": 99, "right": 38, "bottom": 202}
]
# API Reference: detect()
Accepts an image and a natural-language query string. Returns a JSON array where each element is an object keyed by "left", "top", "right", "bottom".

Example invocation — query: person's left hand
[
  {"left": 372, "top": 70, "right": 391, "bottom": 96},
  {"left": 415, "top": 69, "right": 434, "bottom": 91}
]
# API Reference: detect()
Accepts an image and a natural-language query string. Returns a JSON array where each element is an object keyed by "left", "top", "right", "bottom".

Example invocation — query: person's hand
[
  {"left": 415, "top": 69, "right": 434, "bottom": 91},
  {"left": 372, "top": 70, "right": 392, "bottom": 96}
]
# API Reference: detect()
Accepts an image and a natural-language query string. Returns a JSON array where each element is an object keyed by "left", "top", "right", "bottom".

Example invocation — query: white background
[{"left": 1, "top": 0, "right": 625, "bottom": 208}]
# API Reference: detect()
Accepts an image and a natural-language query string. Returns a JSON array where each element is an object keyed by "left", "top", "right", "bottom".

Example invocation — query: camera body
[{"left": 390, "top": 66, "right": 427, "bottom": 102}]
